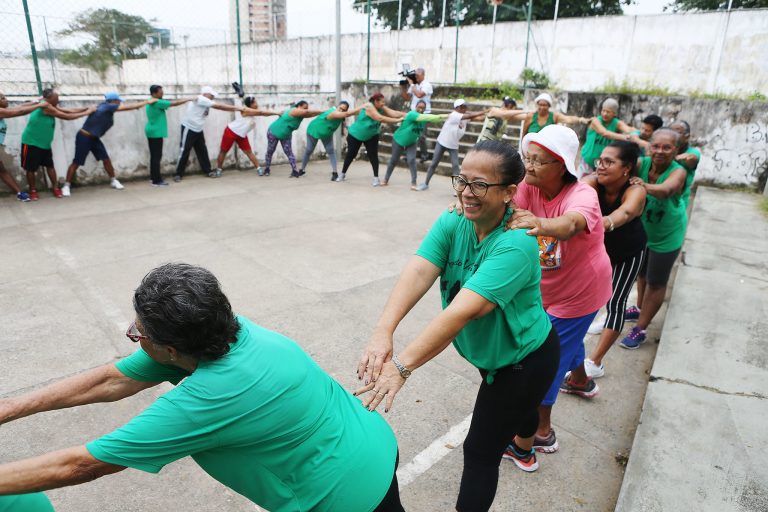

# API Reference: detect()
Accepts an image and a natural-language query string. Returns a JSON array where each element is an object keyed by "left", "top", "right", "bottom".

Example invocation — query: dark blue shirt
[{"left": 82, "top": 102, "right": 120, "bottom": 138}]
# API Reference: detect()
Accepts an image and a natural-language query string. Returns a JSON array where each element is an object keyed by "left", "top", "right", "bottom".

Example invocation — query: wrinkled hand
[
  {"left": 86, "top": 105, "right": 98, "bottom": 114},
  {"left": 507, "top": 207, "right": 543, "bottom": 235},
  {"left": 357, "top": 329, "right": 394, "bottom": 385},
  {"left": 447, "top": 201, "right": 463, "bottom": 215},
  {"left": 629, "top": 176, "right": 645, "bottom": 187},
  {"left": 354, "top": 361, "right": 405, "bottom": 413}
]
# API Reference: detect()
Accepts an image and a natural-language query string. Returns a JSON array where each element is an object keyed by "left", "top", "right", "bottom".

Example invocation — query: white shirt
[
  {"left": 181, "top": 95, "right": 214, "bottom": 132},
  {"left": 228, "top": 114, "right": 256, "bottom": 138},
  {"left": 409, "top": 80, "right": 433, "bottom": 113},
  {"left": 436, "top": 111, "right": 467, "bottom": 150}
]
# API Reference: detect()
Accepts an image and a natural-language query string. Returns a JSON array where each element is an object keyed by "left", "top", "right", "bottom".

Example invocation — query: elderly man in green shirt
[{"left": 145, "top": 85, "right": 192, "bottom": 186}]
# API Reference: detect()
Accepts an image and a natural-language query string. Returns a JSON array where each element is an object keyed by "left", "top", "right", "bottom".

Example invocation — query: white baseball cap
[
  {"left": 200, "top": 86, "right": 218, "bottom": 98},
  {"left": 521, "top": 124, "right": 580, "bottom": 178},
  {"left": 534, "top": 93, "right": 553, "bottom": 106},
  {"left": 453, "top": 99, "right": 466, "bottom": 108}
]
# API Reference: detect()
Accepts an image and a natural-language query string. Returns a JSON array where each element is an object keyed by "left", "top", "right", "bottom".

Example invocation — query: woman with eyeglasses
[
  {"left": 0, "top": 263, "right": 405, "bottom": 512},
  {"left": 620, "top": 129, "right": 688, "bottom": 349},
  {"left": 356, "top": 140, "right": 560, "bottom": 509},
  {"left": 506, "top": 124, "right": 612, "bottom": 454},
  {"left": 578, "top": 141, "right": 647, "bottom": 378}
]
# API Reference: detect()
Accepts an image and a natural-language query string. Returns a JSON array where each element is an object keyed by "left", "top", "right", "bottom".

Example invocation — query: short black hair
[
  {"left": 339, "top": 100, "right": 350, "bottom": 108},
  {"left": 42, "top": 88, "right": 56, "bottom": 99},
  {"left": 642, "top": 114, "right": 663, "bottom": 131},
  {"left": 670, "top": 119, "right": 691, "bottom": 135},
  {"left": 502, "top": 96, "right": 517, "bottom": 108},
  {"left": 149, "top": 84, "right": 163, "bottom": 95},
  {"left": 469, "top": 140, "right": 525, "bottom": 185},
  {"left": 295, "top": 100, "right": 308, "bottom": 108},
  {"left": 606, "top": 141, "right": 641, "bottom": 176},
  {"left": 134, "top": 263, "right": 240, "bottom": 361},
  {"left": 244, "top": 96, "right": 256, "bottom": 108}
]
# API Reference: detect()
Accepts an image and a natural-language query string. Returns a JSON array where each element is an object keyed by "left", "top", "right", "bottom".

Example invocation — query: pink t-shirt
[{"left": 515, "top": 181, "right": 612, "bottom": 318}]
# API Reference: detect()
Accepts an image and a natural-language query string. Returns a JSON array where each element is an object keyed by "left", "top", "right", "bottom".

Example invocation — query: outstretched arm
[
  {"left": 169, "top": 98, "right": 194, "bottom": 107},
  {"left": 0, "top": 446, "right": 125, "bottom": 495},
  {"left": 211, "top": 102, "right": 245, "bottom": 113},
  {"left": 327, "top": 104, "right": 367, "bottom": 120},
  {"left": 630, "top": 168, "right": 686, "bottom": 199},
  {"left": 381, "top": 105, "right": 407, "bottom": 119},
  {"left": 365, "top": 105, "right": 403, "bottom": 124},
  {"left": 117, "top": 98, "right": 156, "bottom": 112},
  {"left": 488, "top": 107, "right": 530, "bottom": 121},
  {"left": 242, "top": 107, "right": 281, "bottom": 117},
  {"left": 589, "top": 117, "right": 632, "bottom": 141},
  {"left": 554, "top": 112, "right": 590, "bottom": 125},
  {"left": 43, "top": 104, "right": 95, "bottom": 121},
  {"left": 290, "top": 108, "right": 325, "bottom": 118},
  {"left": 0, "top": 363, "right": 161, "bottom": 427},
  {"left": 0, "top": 103, "right": 42, "bottom": 119},
  {"left": 461, "top": 109, "right": 488, "bottom": 121}
]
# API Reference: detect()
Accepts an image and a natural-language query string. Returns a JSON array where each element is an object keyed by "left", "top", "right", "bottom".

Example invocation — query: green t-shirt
[
  {"left": 581, "top": 116, "right": 620, "bottom": 167},
  {"left": 638, "top": 157, "right": 688, "bottom": 252},
  {"left": 269, "top": 110, "right": 303, "bottom": 140},
  {"left": 86, "top": 316, "right": 397, "bottom": 512},
  {"left": 527, "top": 111, "right": 554, "bottom": 134},
  {"left": 307, "top": 107, "right": 343, "bottom": 140},
  {"left": 0, "top": 493, "right": 55, "bottom": 512},
  {"left": 21, "top": 104, "right": 55, "bottom": 150},
  {"left": 415, "top": 210, "right": 551, "bottom": 381},
  {"left": 348, "top": 108, "right": 383, "bottom": 141},
  {"left": 144, "top": 99, "right": 172, "bottom": 138},
  {"left": 679, "top": 146, "right": 701, "bottom": 208},
  {"left": 392, "top": 111, "right": 443, "bottom": 147}
]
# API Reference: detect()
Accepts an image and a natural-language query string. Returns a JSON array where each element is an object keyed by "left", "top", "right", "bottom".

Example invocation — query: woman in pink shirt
[{"left": 508, "top": 125, "right": 612, "bottom": 453}]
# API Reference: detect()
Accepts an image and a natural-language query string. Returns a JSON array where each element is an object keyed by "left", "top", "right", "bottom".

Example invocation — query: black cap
[{"left": 502, "top": 96, "right": 517, "bottom": 107}]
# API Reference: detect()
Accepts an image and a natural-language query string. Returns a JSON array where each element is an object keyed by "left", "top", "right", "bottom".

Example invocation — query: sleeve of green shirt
[
  {"left": 86, "top": 396, "right": 214, "bottom": 473},
  {"left": 156, "top": 99, "right": 172, "bottom": 110},
  {"left": 415, "top": 210, "right": 458, "bottom": 271},
  {"left": 116, "top": 349, "right": 190, "bottom": 384},
  {"left": 463, "top": 239, "right": 534, "bottom": 308}
]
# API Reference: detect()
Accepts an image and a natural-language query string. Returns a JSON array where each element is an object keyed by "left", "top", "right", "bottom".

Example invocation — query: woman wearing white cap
[
  {"left": 580, "top": 98, "right": 636, "bottom": 175},
  {"left": 506, "top": 124, "right": 612, "bottom": 454},
  {"left": 418, "top": 99, "right": 486, "bottom": 191},
  {"left": 522, "top": 93, "right": 590, "bottom": 136}
]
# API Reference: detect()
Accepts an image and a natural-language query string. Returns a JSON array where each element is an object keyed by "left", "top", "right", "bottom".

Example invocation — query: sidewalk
[
  {"left": 615, "top": 187, "right": 768, "bottom": 512},
  {"left": 1, "top": 162, "right": 659, "bottom": 511}
]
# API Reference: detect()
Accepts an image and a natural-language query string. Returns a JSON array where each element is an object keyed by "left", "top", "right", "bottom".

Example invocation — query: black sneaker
[
  {"left": 289, "top": 171, "right": 299, "bottom": 178},
  {"left": 173, "top": 175, "right": 182, "bottom": 182},
  {"left": 559, "top": 376, "right": 599, "bottom": 398},
  {"left": 331, "top": 172, "right": 338, "bottom": 182},
  {"left": 298, "top": 170, "right": 306, "bottom": 177},
  {"left": 264, "top": 169, "right": 271, "bottom": 176}
]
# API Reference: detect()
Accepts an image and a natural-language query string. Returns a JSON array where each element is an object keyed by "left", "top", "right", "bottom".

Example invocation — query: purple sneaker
[
  {"left": 620, "top": 326, "right": 647, "bottom": 349},
  {"left": 624, "top": 305, "right": 641, "bottom": 321}
]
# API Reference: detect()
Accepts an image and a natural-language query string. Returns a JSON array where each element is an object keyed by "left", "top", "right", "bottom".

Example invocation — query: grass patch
[
  {"left": 760, "top": 198, "right": 768, "bottom": 218},
  {"left": 595, "top": 80, "right": 679, "bottom": 97}
]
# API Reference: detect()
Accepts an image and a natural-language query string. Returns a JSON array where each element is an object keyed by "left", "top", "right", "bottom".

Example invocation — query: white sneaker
[
  {"left": 584, "top": 358, "right": 605, "bottom": 379},
  {"left": 111, "top": 178, "right": 124, "bottom": 190},
  {"left": 587, "top": 312, "right": 606, "bottom": 335},
  {"left": 61, "top": 183, "right": 71, "bottom": 197},
  {"left": 335, "top": 173, "right": 346, "bottom": 182},
  {"left": 416, "top": 183, "right": 429, "bottom": 191},
  {"left": 372, "top": 177, "right": 381, "bottom": 187}
]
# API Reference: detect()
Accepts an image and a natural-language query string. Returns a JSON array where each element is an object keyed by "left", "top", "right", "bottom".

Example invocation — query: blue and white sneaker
[
  {"left": 624, "top": 305, "right": 641, "bottom": 321},
  {"left": 17, "top": 191, "right": 31, "bottom": 202},
  {"left": 620, "top": 326, "right": 647, "bottom": 349}
]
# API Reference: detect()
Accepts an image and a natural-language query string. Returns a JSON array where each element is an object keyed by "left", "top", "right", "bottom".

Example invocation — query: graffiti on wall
[{"left": 700, "top": 122, "right": 768, "bottom": 185}]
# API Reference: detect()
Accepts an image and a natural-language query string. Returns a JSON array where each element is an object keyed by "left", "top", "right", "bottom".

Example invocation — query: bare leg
[
  {"left": 45, "top": 167, "right": 58, "bottom": 189},
  {"left": 588, "top": 328, "right": 621, "bottom": 366},
  {"left": 216, "top": 150, "right": 227, "bottom": 169},
  {"left": 568, "top": 363, "right": 589, "bottom": 386},
  {"left": 513, "top": 434, "right": 534, "bottom": 451},
  {"left": 65, "top": 163, "right": 78, "bottom": 183},
  {"left": 636, "top": 285, "right": 666, "bottom": 331},
  {"left": 0, "top": 162, "right": 21, "bottom": 194},
  {"left": 244, "top": 150, "right": 260, "bottom": 169},
  {"left": 535, "top": 405, "right": 552, "bottom": 438},
  {"left": 636, "top": 276, "right": 647, "bottom": 310},
  {"left": 102, "top": 158, "right": 116, "bottom": 179}
]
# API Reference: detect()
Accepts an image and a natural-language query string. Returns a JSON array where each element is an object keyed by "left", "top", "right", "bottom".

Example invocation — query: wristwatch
[{"left": 391, "top": 355, "right": 412, "bottom": 379}]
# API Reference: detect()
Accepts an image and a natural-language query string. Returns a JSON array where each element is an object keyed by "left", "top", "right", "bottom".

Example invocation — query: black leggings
[
  {"left": 147, "top": 137, "right": 163, "bottom": 184},
  {"left": 342, "top": 134, "right": 380, "bottom": 176},
  {"left": 456, "top": 327, "right": 560, "bottom": 512},
  {"left": 373, "top": 451, "right": 405, "bottom": 512}
]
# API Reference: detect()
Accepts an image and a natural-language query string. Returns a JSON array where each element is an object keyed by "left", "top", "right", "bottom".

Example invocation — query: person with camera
[{"left": 400, "top": 67, "right": 433, "bottom": 161}]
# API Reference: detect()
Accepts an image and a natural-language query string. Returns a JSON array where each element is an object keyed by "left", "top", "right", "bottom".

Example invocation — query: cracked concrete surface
[{"left": 615, "top": 187, "right": 768, "bottom": 512}]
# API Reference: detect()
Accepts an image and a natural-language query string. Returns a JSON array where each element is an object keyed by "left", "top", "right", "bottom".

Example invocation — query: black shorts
[
  {"left": 640, "top": 247, "right": 681, "bottom": 287},
  {"left": 73, "top": 131, "right": 109, "bottom": 166},
  {"left": 21, "top": 143, "right": 54, "bottom": 171}
]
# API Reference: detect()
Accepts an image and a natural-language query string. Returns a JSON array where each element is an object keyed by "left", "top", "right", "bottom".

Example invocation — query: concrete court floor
[{"left": 0, "top": 161, "right": 662, "bottom": 512}]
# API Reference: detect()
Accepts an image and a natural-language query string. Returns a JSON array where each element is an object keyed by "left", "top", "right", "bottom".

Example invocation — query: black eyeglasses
[{"left": 452, "top": 176, "right": 508, "bottom": 198}]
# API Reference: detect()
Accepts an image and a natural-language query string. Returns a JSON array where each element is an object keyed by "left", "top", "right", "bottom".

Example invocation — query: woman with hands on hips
[{"left": 356, "top": 140, "right": 560, "bottom": 511}]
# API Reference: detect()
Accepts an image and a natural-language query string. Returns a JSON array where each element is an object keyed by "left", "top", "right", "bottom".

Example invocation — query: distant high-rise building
[{"left": 229, "top": 0, "right": 287, "bottom": 43}]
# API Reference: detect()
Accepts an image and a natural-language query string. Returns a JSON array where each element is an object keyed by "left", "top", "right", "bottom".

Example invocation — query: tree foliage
[
  {"left": 667, "top": 0, "right": 768, "bottom": 10},
  {"left": 353, "top": 0, "right": 634, "bottom": 29},
  {"left": 57, "top": 8, "right": 157, "bottom": 75}
]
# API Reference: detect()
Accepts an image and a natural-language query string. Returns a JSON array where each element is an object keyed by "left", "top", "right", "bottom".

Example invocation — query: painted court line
[{"left": 397, "top": 413, "right": 473, "bottom": 487}]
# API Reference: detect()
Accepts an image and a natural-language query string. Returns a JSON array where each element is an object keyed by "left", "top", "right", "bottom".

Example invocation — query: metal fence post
[
  {"left": 21, "top": 0, "right": 42, "bottom": 95},
  {"left": 366, "top": 0, "right": 371, "bottom": 82},
  {"left": 236, "top": 0, "right": 243, "bottom": 88}
]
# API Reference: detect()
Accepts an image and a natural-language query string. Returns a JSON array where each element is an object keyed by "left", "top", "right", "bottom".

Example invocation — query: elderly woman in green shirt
[
  {"left": 382, "top": 99, "right": 447, "bottom": 189},
  {"left": 357, "top": 140, "right": 560, "bottom": 511},
  {"left": 580, "top": 97, "right": 636, "bottom": 175}
]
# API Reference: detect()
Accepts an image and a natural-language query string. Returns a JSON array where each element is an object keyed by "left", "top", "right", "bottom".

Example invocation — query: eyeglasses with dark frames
[
  {"left": 452, "top": 175, "right": 508, "bottom": 198},
  {"left": 125, "top": 321, "right": 149, "bottom": 343}
]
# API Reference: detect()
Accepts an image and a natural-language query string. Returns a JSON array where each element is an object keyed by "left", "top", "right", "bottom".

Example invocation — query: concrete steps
[{"left": 346, "top": 98, "right": 525, "bottom": 178}]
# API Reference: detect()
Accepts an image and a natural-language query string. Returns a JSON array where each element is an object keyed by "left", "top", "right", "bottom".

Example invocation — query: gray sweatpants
[
  {"left": 301, "top": 133, "right": 337, "bottom": 173},
  {"left": 385, "top": 140, "right": 418, "bottom": 184},
  {"left": 424, "top": 142, "right": 460, "bottom": 185}
]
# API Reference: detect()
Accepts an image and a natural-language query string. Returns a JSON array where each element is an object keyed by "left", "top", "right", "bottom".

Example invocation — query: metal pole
[
  {"left": 397, "top": 0, "right": 402, "bottom": 31},
  {"left": 171, "top": 29, "right": 180, "bottom": 91},
  {"left": 454, "top": 0, "right": 461, "bottom": 83},
  {"left": 22, "top": 0, "right": 42, "bottom": 95},
  {"left": 236, "top": 0, "right": 243, "bottom": 88},
  {"left": 550, "top": 0, "right": 559, "bottom": 71},
  {"left": 490, "top": 4, "right": 497, "bottom": 76},
  {"left": 366, "top": 0, "right": 371, "bottom": 82},
  {"left": 335, "top": 0, "right": 342, "bottom": 164},
  {"left": 441, "top": 0, "right": 447, "bottom": 27},
  {"left": 43, "top": 15, "right": 56, "bottom": 86},
  {"left": 183, "top": 35, "right": 190, "bottom": 85},
  {"left": 523, "top": 0, "right": 533, "bottom": 81}
]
